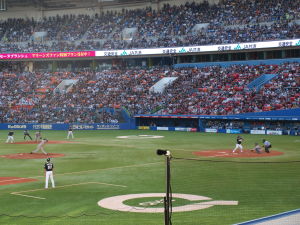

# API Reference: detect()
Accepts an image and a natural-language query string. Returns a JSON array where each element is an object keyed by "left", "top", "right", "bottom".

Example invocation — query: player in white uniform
[
  {"left": 35, "top": 131, "right": 41, "bottom": 142},
  {"left": 31, "top": 139, "right": 48, "bottom": 155},
  {"left": 67, "top": 127, "right": 74, "bottom": 139},
  {"left": 44, "top": 158, "right": 55, "bottom": 189},
  {"left": 232, "top": 136, "right": 243, "bottom": 153},
  {"left": 251, "top": 143, "right": 262, "bottom": 154}
]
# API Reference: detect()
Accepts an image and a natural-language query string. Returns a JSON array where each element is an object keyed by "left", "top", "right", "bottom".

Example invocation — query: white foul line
[
  {"left": 25, "top": 161, "right": 163, "bottom": 180},
  {"left": 1, "top": 161, "right": 162, "bottom": 184},
  {"left": 10, "top": 181, "right": 127, "bottom": 200},
  {"left": 11, "top": 193, "right": 46, "bottom": 200},
  {"left": 7, "top": 161, "right": 161, "bottom": 199}
]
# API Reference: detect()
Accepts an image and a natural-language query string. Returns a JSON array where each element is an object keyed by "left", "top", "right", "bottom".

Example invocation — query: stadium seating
[
  {"left": 0, "top": 63, "right": 299, "bottom": 122},
  {"left": 0, "top": 0, "right": 299, "bottom": 52}
]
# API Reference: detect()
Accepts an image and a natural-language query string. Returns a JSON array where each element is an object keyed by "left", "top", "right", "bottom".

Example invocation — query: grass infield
[{"left": 0, "top": 130, "right": 299, "bottom": 225}]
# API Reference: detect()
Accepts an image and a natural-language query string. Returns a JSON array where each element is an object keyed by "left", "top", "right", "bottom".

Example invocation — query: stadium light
[
  {"left": 156, "top": 149, "right": 171, "bottom": 156},
  {"left": 0, "top": 0, "right": 7, "bottom": 11}
]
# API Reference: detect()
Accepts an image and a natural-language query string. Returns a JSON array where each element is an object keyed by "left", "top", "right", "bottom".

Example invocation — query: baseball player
[
  {"left": 44, "top": 158, "right": 55, "bottom": 189},
  {"left": 232, "top": 135, "right": 243, "bottom": 153},
  {"left": 31, "top": 138, "right": 48, "bottom": 155},
  {"left": 6, "top": 130, "right": 14, "bottom": 143},
  {"left": 262, "top": 139, "right": 272, "bottom": 153},
  {"left": 251, "top": 143, "right": 262, "bottom": 154},
  {"left": 24, "top": 129, "right": 33, "bottom": 140},
  {"left": 35, "top": 131, "right": 41, "bottom": 142},
  {"left": 67, "top": 126, "right": 74, "bottom": 139}
]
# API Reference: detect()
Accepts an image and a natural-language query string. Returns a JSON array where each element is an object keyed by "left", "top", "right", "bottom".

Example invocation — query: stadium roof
[{"left": 5, "top": 0, "right": 156, "bottom": 10}]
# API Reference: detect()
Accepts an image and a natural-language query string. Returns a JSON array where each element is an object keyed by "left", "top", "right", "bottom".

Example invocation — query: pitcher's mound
[
  {"left": 193, "top": 150, "right": 283, "bottom": 158},
  {"left": 0, "top": 153, "right": 65, "bottom": 159}
]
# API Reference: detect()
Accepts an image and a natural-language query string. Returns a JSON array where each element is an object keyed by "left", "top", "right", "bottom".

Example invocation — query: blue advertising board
[{"left": 0, "top": 123, "right": 132, "bottom": 130}]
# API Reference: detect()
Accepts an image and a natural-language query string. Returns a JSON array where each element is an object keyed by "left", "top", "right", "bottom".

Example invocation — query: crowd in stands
[
  {"left": 0, "top": 0, "right": 299, "bottom": 52},
  {"left": 0, "top": 62, "right": 299, "bottom": 123},
  {"left": 159, "top": 63, "right": 299, "bottom": 115}
]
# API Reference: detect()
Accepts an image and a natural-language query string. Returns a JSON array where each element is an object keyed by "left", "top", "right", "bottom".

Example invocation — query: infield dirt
[{"left": 193, "top": 149, "right": 283, "bottom": 158}]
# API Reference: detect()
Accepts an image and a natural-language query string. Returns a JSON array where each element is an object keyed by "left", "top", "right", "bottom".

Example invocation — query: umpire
[
  {"left": 262, "top": 139, "right": 272, "bottom": 153},
  {"left": 24, "top": 129, "right": 33, "bottom": 140}
]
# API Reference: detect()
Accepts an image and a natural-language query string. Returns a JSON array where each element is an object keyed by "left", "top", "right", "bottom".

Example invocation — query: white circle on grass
[{"left": 98, "top": 193, "right": 238, "bottom": 213}]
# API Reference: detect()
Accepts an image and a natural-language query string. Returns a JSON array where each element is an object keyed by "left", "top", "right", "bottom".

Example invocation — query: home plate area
[{"left": 193, "top": 150, "right": 283, "bottom": 158}]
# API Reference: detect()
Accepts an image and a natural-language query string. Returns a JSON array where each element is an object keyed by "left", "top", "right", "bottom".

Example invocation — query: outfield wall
[
  {"left": 1, "top": 109, "right": 299, "bottom": 136},
  {"left": 135, "top": 108, "right": 300, "bottom": 136},
  {"left": 0, "top": 123, "right": 133, "bottom": 130}
]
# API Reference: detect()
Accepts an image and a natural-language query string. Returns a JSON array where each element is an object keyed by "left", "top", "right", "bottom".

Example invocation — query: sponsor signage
[
  {"left": 0, "top": 51, "right": 95, "bottom": 60},
  {"left": 1, "top": 39, "right": 299, "bottom": 60},
  {"left": 157, "top": 127, "right": 169, "bottom": 131},
  {"left": 138, "top": 126, "right": 150, "bottom": 130},
  {"left": 250, "top": 130, "right": 266, "bottom": 135},
  {"left": 8, "top": 124, "right": 27, "bottom": 129},
  {"left": 205, "top": 128, "right": 217, "bottom": 133},
  {"left": 95, "top": 124, "right": 120, "bottom": 130},
  {"left": 96, "top": 39, "right": 300, "bottom": 57},
  {"left": 175, "top": 127, "right": 196, "bottom": 132},
  {"left": 226, "top": 129, "right": 242, "bottom": 134},
  {"left": 266, "top": 130, "right": 283, "bottom": 135},
  {"left": 0, "top": 123, "right": 128, "bottom": 130},
  {"left": 32, "top": 124, "right": 53, "bottom": 130}
]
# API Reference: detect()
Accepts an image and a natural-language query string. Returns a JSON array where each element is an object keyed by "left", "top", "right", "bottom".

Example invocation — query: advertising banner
[
  {"left": 266, "top": 130, "right": 283, "bottom": 135},
  {"left": 226, "top": 129, "right": 242, "bottom": 134},
  {"left": 250, "top": 130, "right": 266, "bottom": 134},
  {"left": 205, "top": 128, "right": 218, "bottom": 133},
  {"left": 138, "top": 126, "right": 150, "bottom": 130},
  {"left": 175, "top": 127, "right": 197, "bottom": 132},
  {"left": 157, "top": 127, "right": 169, "bottom": 131},
  {"left": 96, "top": 39, "right": 300, "bottom": 57},
  {"left": 0, "top": 51, "right": 95, "bottom": 60},
  {"left": 0, "top": 123, "right": 130, "bottom": 130}
]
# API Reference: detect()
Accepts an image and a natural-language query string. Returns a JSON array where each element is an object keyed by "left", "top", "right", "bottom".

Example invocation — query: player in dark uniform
[
  {"left": 44, "top": 158, "right": 55, "bottom": 189},
  {"left": 232, "top": 136, "right": 243, "bottom": 153},
  {"left": 67, "top": 126, "right": 74, "bottom": 139},
  {"left": 24, "top": 129, "right": 33, "bottom": 140},
  {"left": 6, "top": 130, "right": 14, "bottom": 143}
]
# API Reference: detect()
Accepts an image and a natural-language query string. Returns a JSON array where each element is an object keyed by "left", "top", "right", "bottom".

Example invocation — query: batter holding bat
[{"left": 232, "top": 135, "right": 244, "bottom": 153}]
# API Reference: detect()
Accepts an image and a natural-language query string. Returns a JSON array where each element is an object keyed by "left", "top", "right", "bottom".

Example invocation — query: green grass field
[{"left": 0, "top": 130, "right": 299, "bottom": 225}]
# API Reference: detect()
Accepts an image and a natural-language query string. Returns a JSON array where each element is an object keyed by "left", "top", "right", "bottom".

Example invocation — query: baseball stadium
[{"left": 0, "top": 0, "right": 300, "bottom": 225}]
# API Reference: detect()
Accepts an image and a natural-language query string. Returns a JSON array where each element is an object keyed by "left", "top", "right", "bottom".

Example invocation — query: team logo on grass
[
  {"left": 98, "top": 193, "right": 238, "bottom": 213},
  {"left": 116, "top": 135, "right": 164, "bottom": 139}
]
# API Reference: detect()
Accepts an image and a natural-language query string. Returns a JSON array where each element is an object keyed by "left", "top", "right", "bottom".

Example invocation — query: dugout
[{"left": 135, "top": 108, "right": 300, "bottom": 135}]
